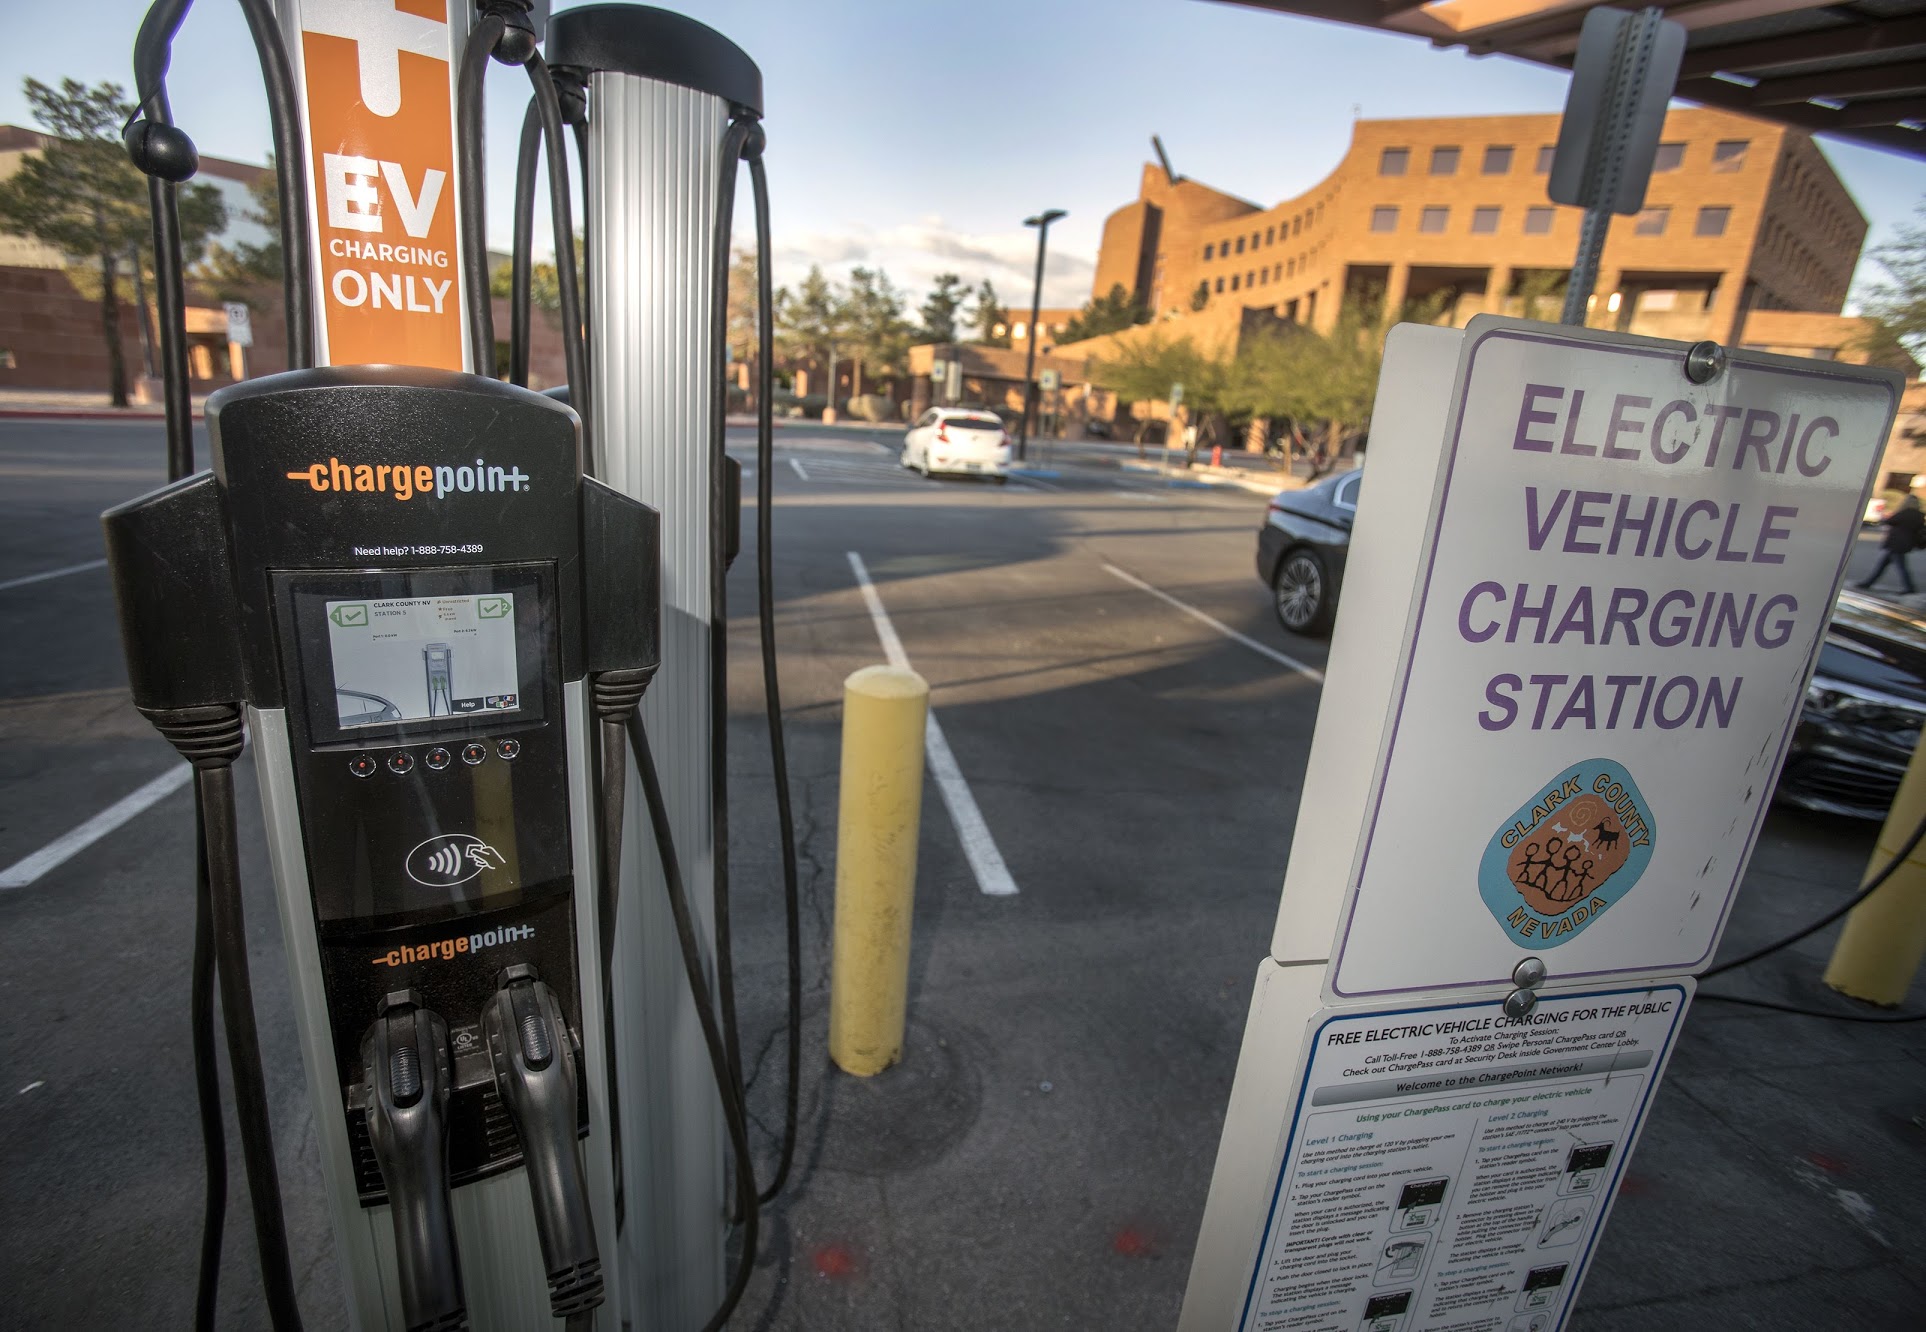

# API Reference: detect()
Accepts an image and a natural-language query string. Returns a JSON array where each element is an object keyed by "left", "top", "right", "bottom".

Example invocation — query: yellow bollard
[
  {"left": 1825, "top": 727, "right": 1926, "bottom": 1006},
  {"left": 829, "top": 665, "right": 929, "bottom": 1076}
]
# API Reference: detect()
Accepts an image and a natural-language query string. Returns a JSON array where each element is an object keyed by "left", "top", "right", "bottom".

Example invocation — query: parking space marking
[
  {"left": 0, "top": 763, "right": 192, "bottom": 890},
  {"left": 847, "top": 551, "right": 1019, "bottom": 897},
  {"left": 788, "top": 458, "right": 810, "bottom": 481},
  {"left": 1102, "top": 562, "right": 1325, "bottom": 683},
  {"left": 0, "top": 558, "right": 107, "bottom": 593}
]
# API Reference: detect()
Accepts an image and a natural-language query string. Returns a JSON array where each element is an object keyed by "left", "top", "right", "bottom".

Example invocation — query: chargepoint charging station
[{"left": 105, "top": 2, "right": 797, "bottom": 1328}]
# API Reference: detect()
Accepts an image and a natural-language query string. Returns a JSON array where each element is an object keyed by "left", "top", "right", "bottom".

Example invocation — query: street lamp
[{"left": 1018, "top": 209, "right": 1065, "bottom": 462}]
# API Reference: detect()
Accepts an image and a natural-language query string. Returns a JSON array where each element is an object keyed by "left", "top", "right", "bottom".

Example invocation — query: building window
[
  {"left": 1535, "top": 145, "right": 1555, "bottom": 173},
  {"left": 1012, "top": 321, "right": 1027, "bottom": 340},
  {"left": 1712, "top": 139, "right": 1749, "bottom": 172},
  {"left": 1265, "top": 226, "right": 1274, "bottom": 244},
  {"left": 1275, "top": 264, "right": 1283, "bottom": 279},
  {"left": 1652, "top": 142, "right": 1685, "bottom": 172},
  {"left": 1287, "top": 258, "right": 1295, "bottom": 276},
  {"left": 1430, "top": 146, "right": 1460, "bottom": 175},
  {"left": 1482, "top": 145, "right": 1513, "bottom": 175},
  {"left": 1252, "top": 232, "right": 1261, "bottom": 249},
  {"left": 1203, "top": 243, "right": 1214, "bottom": 260},
  {"left": 1634, "top": 206, "right": 1669, "bottom": 236},
  {"left": 1248, "top": 271, "right": 1256, "bottom": 287},
  {"left": 1215, "top": 277, "right": 1224, "bottom": 293},
  {"left": 1696, "top": 206, "right": 1730, "bottom": 237},
  {"left": 1471, "top": 206, "right": 1500, "bottom": 234},
  {"left": 1231, "top": 274, "right": 1240, "bottom": 291},
  {"left": 1293, "top": 216, "right": 1302, "bottom": 236},
  {"left": 1371, "top": 206, "right": 1399, "bottom": 233},
  {"left": 1260, "top": 268, "right": 1268, "bottom": 285},
  {"left": 1380, "top": 147, "right": 1409, "bottom": 176},
  {"left": 1524, "top": 206, "right": 1554, "bottom": 234},
  {"left": 1236, "top": 236, "right": 1246, "bottom": 254},
  {"left": 1420, "top": 205, "right": 1449, "bottom": 233}
]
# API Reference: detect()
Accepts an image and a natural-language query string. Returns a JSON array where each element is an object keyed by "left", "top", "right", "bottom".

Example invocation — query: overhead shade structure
[{"left": 1217, "top": 0, "right": 1926, "bottom": 159}]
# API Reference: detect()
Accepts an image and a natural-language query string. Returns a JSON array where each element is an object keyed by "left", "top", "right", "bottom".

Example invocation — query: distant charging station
[{"left": 1179, "top": 316, "right": 1901, "bottom": 1332}]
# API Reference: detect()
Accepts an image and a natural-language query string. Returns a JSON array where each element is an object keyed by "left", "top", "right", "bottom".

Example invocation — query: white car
[{"left": 902, "top": 408, "right": 1012, "bottom": 479}]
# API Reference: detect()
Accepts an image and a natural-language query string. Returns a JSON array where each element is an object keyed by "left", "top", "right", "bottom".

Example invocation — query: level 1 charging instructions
[{"left": 1238, "top": 984, "right": 1690, "bottom": 1332}]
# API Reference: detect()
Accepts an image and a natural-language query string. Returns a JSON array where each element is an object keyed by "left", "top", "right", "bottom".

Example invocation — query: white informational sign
[
  {"left": 224, "top": 301, "right": 254, "bottom": 348},
  {"left": 1040, "top": 368, "right": 1061, "bottom": 392},
  {"left": 1237, "top": 983, "right": 1690, "bottom": 1332},
  {"left": 1330, "top": 320, "right": 1899, "bottom": 999}
]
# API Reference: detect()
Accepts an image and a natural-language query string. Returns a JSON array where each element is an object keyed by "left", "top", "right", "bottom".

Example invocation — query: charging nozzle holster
[
  {"left": 360, "top": 992, "right": 467, "bottom": 1332},
  {"left": 483, "top": 966, "right": 603, "bottom": 1319}
]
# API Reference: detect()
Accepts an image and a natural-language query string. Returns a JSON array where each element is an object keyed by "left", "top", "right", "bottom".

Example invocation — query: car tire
[{"left": 1272, "top": 547, "right": 1335, "bottom": 637}]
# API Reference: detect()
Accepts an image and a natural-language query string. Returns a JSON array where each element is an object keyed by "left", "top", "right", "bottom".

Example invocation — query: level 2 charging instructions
[{"left": 1238, "top": 984, "right": 1690, "bottom": 1332}]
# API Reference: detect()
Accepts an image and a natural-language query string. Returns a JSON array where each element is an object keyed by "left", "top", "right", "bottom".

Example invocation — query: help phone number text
[{"left": 352, "top": 544, "right": 485, "bottom": 557}]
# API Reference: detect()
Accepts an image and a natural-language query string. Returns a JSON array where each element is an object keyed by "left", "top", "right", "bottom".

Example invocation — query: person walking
[{"left": 1857, "top": 494, "right": 1926, "bottom": 594}]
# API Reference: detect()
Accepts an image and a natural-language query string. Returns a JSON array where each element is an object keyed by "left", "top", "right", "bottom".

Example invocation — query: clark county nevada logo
[{"left": 1476, "top": 758, "right": 1656, "bottom": 949}]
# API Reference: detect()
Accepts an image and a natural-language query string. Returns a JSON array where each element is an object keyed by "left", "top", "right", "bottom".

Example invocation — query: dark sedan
[
  {"left": 1255, "top": 469, "right": 1359, "bottom": 637},
  {"left": 1779, "top": 591, "right": 1926, "bottom": 820}
]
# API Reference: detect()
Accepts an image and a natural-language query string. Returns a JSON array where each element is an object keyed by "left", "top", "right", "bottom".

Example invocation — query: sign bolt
[
  {"left": 1504, "top": 988, "right": 1538, "bottom": 1020},
  {"left": 1683, "top": 341, "right": 1727, "bottom": 385},
  {"left": 1511, "top": 957, "right": 1547, "bottom": 989}
]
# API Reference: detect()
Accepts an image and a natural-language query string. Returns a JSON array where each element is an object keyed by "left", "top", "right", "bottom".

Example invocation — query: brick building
[{"left": 1088, "top": 107, "right": 1871, "bottom": 351}]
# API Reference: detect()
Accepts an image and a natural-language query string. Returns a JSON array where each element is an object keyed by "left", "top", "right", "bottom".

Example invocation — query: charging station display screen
[{"left": 325, "top": 594, "right": 521, "bottom": 728}]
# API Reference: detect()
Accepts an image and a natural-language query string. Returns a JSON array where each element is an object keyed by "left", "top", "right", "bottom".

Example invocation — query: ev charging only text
[{"left": 1457, "top": 382, "right": 1837, "bottom": 734}]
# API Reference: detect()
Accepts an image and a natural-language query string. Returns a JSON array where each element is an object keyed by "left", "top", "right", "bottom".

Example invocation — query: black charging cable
[
  {"left": 457, "top": 5, "right": 589, "bottom": 475},
  {"left": 744, "top": 130, "right": 803, "bottom": 1205},
  {"left": 626, "top": 712, "right": 760, "bottom": 1331},
  {"left": 1695, "top": 802, "right": 1926, "bottom": 1021},
  {"left": 125, "top": 3, "right": 315, "bottom": 1325},
  {"left": 509, "top": 95, "right": 541, "bottom": 388}
]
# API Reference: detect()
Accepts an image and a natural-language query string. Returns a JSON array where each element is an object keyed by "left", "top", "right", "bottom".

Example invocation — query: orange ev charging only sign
[{"left": 294, "top": 0, "right": 467, "bottom": 370}]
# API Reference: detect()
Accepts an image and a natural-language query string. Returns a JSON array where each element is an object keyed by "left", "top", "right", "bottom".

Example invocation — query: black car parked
[
  {"left": 1255, "top": 469, "right": 1359, "bottom": 637},
  {"left": 1254, "top": 470, "right": 1926, "bottom": 820},
  {"left": 1780, "top": 591, "right": 1926, "bottom": 820}
]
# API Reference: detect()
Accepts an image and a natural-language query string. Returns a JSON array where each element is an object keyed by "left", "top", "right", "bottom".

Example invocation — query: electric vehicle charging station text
[{"left": 107, "top": 1, "right": 795, "bottom": 1327}]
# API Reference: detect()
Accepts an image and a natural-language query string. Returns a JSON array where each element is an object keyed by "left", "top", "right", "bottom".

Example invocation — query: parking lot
[{"left": 2, "top": 415, "right": 1923, "bottom": 1329}]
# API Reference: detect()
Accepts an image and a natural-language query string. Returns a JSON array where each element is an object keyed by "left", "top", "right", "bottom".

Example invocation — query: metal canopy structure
[{"left": 1220, "top": 0, "right": 1926, "bottom": 158}]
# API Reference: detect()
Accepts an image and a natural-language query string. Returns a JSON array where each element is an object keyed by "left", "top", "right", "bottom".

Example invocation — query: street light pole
[{"left": 1018, "top": 209, "right": 1065, "bottom": 463}]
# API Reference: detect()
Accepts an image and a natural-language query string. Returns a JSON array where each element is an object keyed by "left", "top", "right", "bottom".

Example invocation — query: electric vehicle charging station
[{"left": 105, "top": 1, "right": 796, "bottom": 1328}]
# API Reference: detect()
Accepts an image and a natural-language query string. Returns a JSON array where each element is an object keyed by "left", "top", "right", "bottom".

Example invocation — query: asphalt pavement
[{"left": 1, "top": 416, "right": 1922, "bottom": 1330}]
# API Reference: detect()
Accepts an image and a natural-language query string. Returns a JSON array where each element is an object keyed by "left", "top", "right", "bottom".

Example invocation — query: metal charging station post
[{"left": 547, "top": 7, "right": 762, "bottom": 1323}]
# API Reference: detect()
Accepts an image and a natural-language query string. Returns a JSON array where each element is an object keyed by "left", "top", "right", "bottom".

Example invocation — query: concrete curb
[
  {"left": 0, "top": 408, "right": 203, "bottom": 421},
  {"left": 1119, "top": 459, "right": 1284, "bottom": 497}
]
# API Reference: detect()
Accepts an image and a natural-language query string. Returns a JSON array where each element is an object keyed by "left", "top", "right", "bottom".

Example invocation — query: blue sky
[{"left": 5, "top": 0, "right": 1923, "bottom": 312}]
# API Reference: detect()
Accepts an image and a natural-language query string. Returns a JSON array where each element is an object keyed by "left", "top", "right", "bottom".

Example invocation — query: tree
[
  {"left": 1189, "top": 280, "right": 1210, "bottom": 313},
  {"left": 775, "top": 264, "right": 848, "bottom": 402},
  {"left": 487, "top": 234, "right": 586, "bottom": 316},
  {"left": 919, "top": 272, "right": 966, "bottom": 343},
  {"left": 970, "top": 279, "right": 1009, "bottom": 346},
  {"left": 724, "top": 247, "right": 760, "bottom": 364},
  {"left": 1087, "top": 331, "right": 1228, "bottom": 455},
  {"left": 1059, "top": 283, "right": 1148, "bottom": 343},
  {"left": 0, "top": 78, "right": 227, "bottom": 405},
  {"left": 844, "top": 265, "right": 912, "bottom": 392},
  {"left": 1859, "top": 200, "right": 1926, "bottom": 365}
]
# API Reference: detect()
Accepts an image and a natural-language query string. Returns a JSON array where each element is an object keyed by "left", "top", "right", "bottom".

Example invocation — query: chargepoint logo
[
  {"left": 406, "top": 832, "right": 508, "bottom": 887},
  {"left": 285, "top": 456, "right": 531, "bottom": 501},
  {"left": 371, "top": 921, "right": 535, "bottom": 968}
]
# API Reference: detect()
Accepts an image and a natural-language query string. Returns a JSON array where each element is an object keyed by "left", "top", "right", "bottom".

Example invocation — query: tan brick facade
[{"left": 1092, "top": 107, "right": 1868, "bottom": 348}]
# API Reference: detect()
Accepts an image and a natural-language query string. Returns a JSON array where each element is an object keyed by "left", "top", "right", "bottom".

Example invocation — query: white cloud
[{"left": 762, "top": 215, "right": 1095, "bottom": 310}]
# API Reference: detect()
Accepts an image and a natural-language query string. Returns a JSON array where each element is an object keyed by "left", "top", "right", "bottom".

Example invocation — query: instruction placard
[{"left": 1237, "top": 984, "right": 1689, "bottom": 1332}]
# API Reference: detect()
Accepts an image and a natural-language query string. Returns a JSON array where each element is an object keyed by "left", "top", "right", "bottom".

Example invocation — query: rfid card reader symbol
[{"left": 406, "top": 833, "right": 507, "bottom": 887}]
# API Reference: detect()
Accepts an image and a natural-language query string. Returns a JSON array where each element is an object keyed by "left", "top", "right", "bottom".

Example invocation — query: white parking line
[
  {"left": 0, "top": 558, "right": 107, "bottom": 593},
  {"left": 1008, "top": 474, "right": 1061, "bottom": 491},
  {"left": 788, "top": 458, "right": 810, "bottom": 481},
  {"left": 846, "top": 551, "right": 1018, "bottom": 897},
  {"left": 1102, "top": 562, "right": 1325, "bottom": 683},
  {"left": 0, "top": 763, "right": 193, "bottom": 889}
]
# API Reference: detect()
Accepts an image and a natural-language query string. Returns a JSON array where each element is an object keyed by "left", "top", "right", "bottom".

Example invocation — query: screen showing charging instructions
[{"left": 325, "top": 594, "right": 521, "bottom": 728}]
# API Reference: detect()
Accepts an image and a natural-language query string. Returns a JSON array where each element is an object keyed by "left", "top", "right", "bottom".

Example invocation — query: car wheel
[{"left": 1273, "top": 547, "right": 1334, "bottom": 637}]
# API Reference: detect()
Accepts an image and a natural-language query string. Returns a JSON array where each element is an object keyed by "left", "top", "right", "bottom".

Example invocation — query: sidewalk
[{"left": 0, "top": 386, "right": 208, "bottom": 419}]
